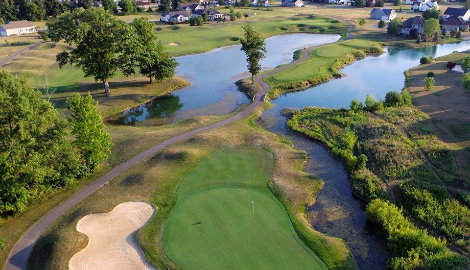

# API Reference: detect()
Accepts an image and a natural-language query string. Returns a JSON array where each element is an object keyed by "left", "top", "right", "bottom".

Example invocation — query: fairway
[{"left": 163, "top": 147, "right": 328, "bottom": 270}]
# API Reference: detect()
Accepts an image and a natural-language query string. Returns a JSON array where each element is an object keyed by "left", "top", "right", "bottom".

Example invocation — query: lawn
[
  {"left": 163, "top": 148, "right": 327, "bottom": 270},
  {"left": 155, "top": 12, "right": 349, "bottom": 56},
  {"left": 264, "top": 39, "right": 381, "bottom": 97}
]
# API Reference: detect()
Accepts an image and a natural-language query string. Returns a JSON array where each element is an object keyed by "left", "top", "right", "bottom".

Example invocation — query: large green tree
[
  {"left": 240, "top": 24, "right": 266, "bottom": 83},
  {"left": 424, "top": 18, "right": 440, "bottom": 37},
  {"left": 131, "top": 18, "right": 178, "bottom": 83},
  {"left": 44, "top": 0, "right": 65, "bottom": 17},
  {"left": 47, "top": 8, "right": 137, "bottom": 96},
  {"left": 67, "top": 93, "right": 111, "bottom": 171},
  {"left": 0, "top": 70, "right": 81, "bottom": 213},
  {"left": 118, "top": 0, "right": 137, "bottom": 14},
  {"left": 102, "top": 0, "right": 116, "bottom": 11}
]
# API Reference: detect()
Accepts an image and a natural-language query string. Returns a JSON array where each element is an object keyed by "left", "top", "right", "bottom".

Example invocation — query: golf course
[{"left": 163, "top": 147, "right": 328, "bottom": 270}]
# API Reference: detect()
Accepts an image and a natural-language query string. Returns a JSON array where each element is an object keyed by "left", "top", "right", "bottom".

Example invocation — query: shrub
[
  {"left": 424, "top": 76, "right": 435, "bottom": 91},
  {"left": 457, "top": 31, "right": 462, "bottom": 38},
  {"left": 378, "top": 20, "right": 386, "bottom": 28},
  {"left": 387, "top": 18, "right": 402, "bottom": 35},
  {"left": 352, "top": 50, "right": 366, "bottom": 59},
  {"left": 384, "top": 91, "right": 403, "bottom": 107},
  {"left": 350, "top": 99, "right": 363, "bottom": 112},
  {"left": 393, "top": 0, "right": 401, "bottom": 5},
  {"left": 420, "top": 56, "right": 432, "bottom": 64},
  {"left": 365, "top": 95, "right": 382, "bottom": 112},
  {"left": 401, "top": 89, "right": 413, "bottom": 106},
  {"left": 235, "top": 12, "right": 242, "bottom": 19},
  {"left": 417, "top": 34, "right": 421, "bottom": 44},
  {"left": 0, "top": 238, "right": 4, "bottom": 250},
  {"left": 422, "top": 8, "right": 440, "bottom": 20},
  {"left": 462, "top": 73, "right": 470, "bottom": 90},
  {"left": 359, "top": 19, "right": 366, "bottom": 26},
  {"left": 356, "top": 154, "right": 368, "bottom": 170},
  {"left": 459, "top": 56, "right": 470, "bottom": 73},
  {"left": 427, "top": 71, "right": 434, "bottom": 77}
]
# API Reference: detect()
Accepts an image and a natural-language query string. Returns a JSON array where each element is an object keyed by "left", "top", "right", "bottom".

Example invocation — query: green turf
[{"left": 163, "top": 147, "right": 328, "bottom": 270}]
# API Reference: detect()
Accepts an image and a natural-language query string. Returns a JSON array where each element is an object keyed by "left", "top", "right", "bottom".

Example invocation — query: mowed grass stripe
[{"left": 163, "top": 147, "right": 328, "bottom": 270}]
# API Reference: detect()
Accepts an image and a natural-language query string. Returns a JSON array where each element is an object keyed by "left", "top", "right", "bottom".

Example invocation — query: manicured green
[
  {"left": 163, "top": 148, "right": 328, "bottom": 270},
  {"left": 264, "top": 39, "right": 381, "bottom": 97}
]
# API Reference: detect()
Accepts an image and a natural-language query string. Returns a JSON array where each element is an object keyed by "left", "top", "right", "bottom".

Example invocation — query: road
[
  {"left": 4, "top": 21, "right": 353, "bottom": 270},
  {"left": 0, "top": 43, "right": 42, "bottom": 67}
]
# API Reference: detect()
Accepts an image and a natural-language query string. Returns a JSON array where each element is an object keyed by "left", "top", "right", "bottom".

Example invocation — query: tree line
[
  {"left": 47, "top": 8, "right": 178, "bottom": 96},
  {"left": 0, "top": 70, "right": 111, "bottom": 214}
]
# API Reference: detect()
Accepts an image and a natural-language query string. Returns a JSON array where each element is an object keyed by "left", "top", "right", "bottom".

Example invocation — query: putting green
[{"left": 163, "top": 147, "right": 328, "bottom": 270}]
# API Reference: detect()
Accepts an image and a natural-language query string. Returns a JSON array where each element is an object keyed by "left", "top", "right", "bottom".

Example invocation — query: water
[
  {"left": 260, "top": 40, "right": 470, "bottom": 270},
  {"left": 110, "top": 33, "right": 340, "bottom": 124}
]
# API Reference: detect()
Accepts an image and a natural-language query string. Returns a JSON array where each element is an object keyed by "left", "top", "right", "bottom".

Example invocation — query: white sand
[
  {"left": 168, "top": 42, "right": 180, "bottom": 46},
  {"left": 69, "top": 202, "right": 156, "bottom": 270}
]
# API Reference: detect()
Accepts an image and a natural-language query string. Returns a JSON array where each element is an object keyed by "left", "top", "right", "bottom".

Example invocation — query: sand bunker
[
  {"left": 169, "top": 42, "right": 180, "bottom": 46},
  {"left": 69, "top": 202, "right": 156, "bottom": 270}
]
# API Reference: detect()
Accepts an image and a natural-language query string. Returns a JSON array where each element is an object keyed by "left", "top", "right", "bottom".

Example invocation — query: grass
[
  {"left": 264, "top": 39, "right": 381, "bottom": 98},
  {"left": 2, "top": 42, "right": 189, "bottom": 117},
  {"left": 163, "top": 148, "right": 328, "bottom": 270},
  {"left": 20, "top": 105, "right": 354, "bottom": 270},
  {"left": 0, "top": 34, "right": 42, "bottom": 60},
  {"left": 155, "top": 12, "right": 349, "bottom": 56}
]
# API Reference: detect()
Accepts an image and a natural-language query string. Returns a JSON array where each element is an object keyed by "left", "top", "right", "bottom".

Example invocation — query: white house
[
  {"left": 281, "top": 0, "right": 303, "bottom": 7},
  {"left": 444, "top": 7, "right": 470, "bottom": 21},
  {"left": 370, "top": 8, "right": 396, "bottom": 21},
  {"left": 405, "top": 0, "right": 422, "bottom": 5},
  {"left": 441, "top": 16, "right": 469, "bottom": 32},
  {"left": 0, "top": 21, "right": 36, "bottom": 37},
  {"left": 160, "top": 11, "right": 190, "bottom": 23},
  {"left": 413, "top": 0, "right": 439, "bottom": 12}
]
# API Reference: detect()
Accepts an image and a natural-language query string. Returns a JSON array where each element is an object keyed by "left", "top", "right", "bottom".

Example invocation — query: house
[
  {"left": 178, "top": 2, "right": 204, "bottom": 12},
  {"left": 441, "top": 16, "right": 469, "bottom": 32},
  {"left": 135, "top": 0, "right": 157, "bottom": 9},
  {"left": 328, "top": 0, "right": 351, "bottom": 4},
  {"left": 281, "top": 0, "right": 303, "bottom": 7},
  {"left": 401, "top": 16, "right": 425, "bottom": 35},
  {"left": 206, "top": 8, "right": 224, "bottom": 20},
  {"left": 413, "top": 0, "right": 439, "bottom": 12},
  {"left": 224, "top": 0, "right": 239, "bottom": 5},
  {"left": 252, "top": 0, "right": 269, "bottom": 6},
  {"left": 370, "top": 8, "right": 396, "bottom": 21},
  {"left": 0, "top": 20, "right": 36, "bottom": 37},
  {"left": 443, "top": 7, "right": 470, "bottom": 21},
  {"left": 160, "top": 11, "right": 190, "bottom": 23}
]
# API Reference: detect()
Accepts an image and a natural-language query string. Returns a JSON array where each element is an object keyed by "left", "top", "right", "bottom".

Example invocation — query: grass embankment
[
  {"left": 0, "top": 35, "right": 42, "bottom": 60},
  {"left": 163, "top": 148, "right": 327, "bottom": 270},
  {"left": 287, "top": 90, "right": 470, "bottom": 268},
  {"left": 23, "top": 105, "right": 355, "bottom": 270},
  {"left": 263, "top": 39, "right": 382, "bottom": 98}
]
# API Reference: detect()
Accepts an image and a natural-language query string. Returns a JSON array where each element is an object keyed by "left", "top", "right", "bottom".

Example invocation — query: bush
[
  {"left": 356, "top": 154, "right": 368, "bottom": 170},
  {"left": 235, "top": 12, "right": 242, "bottom": 19},
  {"left": 384, "top": 91, "right": 403, "bottom": 107},
  {"left": 0, "top": 238, "right": 4, "bottom": 250},
  {"left": 401, "top": 89, "right": 413, "bottom": 106},
  {"left": 420, "top": 56, "right": 433, "bottom": 64},
  {"left": 446, "top": 61, "right": 457, "bottom": 71},
  {"left": 459, "top": 56, "right": 470, "bottom": 73},
  {"left": 378, "top": 20, "right": 385, "bottom": 28},
  {"left": 462, "top": 73, "right": 470, "bottom": 90},
  {"left": 359, "top": 19, "right": 366, "bottom": 26},
  {"left": 387, "top": 18, "right": 402, "bottom": 35},
  {"left": 416, "top": 34, "right": 421, "bottom": 44},
  {"left": 350, "top": 99, "right": 364, "bottom": 112},
  {"left": 393, "top": 0, "right": 401, "bottom": 5},
  {"left": 457, "top": 31, "right": 462, "bottom": 38},
  {"left": 364, "top": 95, "right": 383, "bottom": 112},
  {"left": 424, "top": 76, "right": 435, "bottom": 91},
  {"left": 352, "top": 50, "right": 366, "bottom": 59},
  {"left": 427, "top": 71, "right": 434, "bottom": 77},
  {"left": 422, "top": 8, "right": 440, "bottom": 20}
]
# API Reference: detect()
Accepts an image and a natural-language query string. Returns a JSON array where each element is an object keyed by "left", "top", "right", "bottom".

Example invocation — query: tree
[
  {"left": 0, "top": 17, "right": 4, "bottom": 24},
  {"left": 446, "top": 61, "right": 457, "bottom": 71},
  {"left": 462, "top": 73, "right": 470, "bottom": 90},
  {"left": 44, "top": 0, "right": 65, "bottom": 17},
  {"left": 0, "top": 0, "right": 19, "bottom": 21},
  {"left": 130, "top": 18, "right": 178, "bottom": 83},
  {"left": 460, "top": 56, "right": 470, "bottom": 73},
  {"left": 422, "top": 8, "right": 440, "bottom": 19},
  {"left": 77, "top": 0, "right": 92, "bottom": 9},
  {"left": 416, "top": 34, "right": 421, "bottom": 44},
  {"left": 424, "top": 18, "right": 440, "bottom": 37},
  {"left": 67, "top": 93, "right": 111, "bottom": 171},
  {"left": 0, "top": 70, "right": 82, "bottom": 213},
  {"left": 39, "top": 31, "right": 48, "bottom": 40},
  {"left": 350, "top": 99, "right": 363, "bottom": 112},
  {"left": 423, "top": 76, "right": 434, "bottom": 91},
  {"left": 102, "top": 0, "right": 116, "bottom": 11},
  {"left": 189, "top": 16, "right": 197, "bottom": 26},
  {"left": 48, "top": 8, "right": 138, "bottom": 96},
  {"left": 378, "top": 20, "right": 385, "bottom": 28},
  {"left": 375, "top": 0, "right": 384, "bottom": 7},
  {"left": 235, "top": 12, "right": 242, "bottom": 19},
  {"left": 230, "top": 12, "right": 236, "bottom": 21},
  {"left": 355, "top": 0, "right": 365, "bottom": 7},
  {"left": 159, "top": 0, "right": 170, "bottom": 11},
  {"left": 118, "top": 0, "right": 137, "bottom": 14},
  {"left": 466, "top": 0, "right": 470, "bottom": 9},
  {"left": 240, "top": 24, "right": 266, "bottom": 83},
  {"left": 393, "top": 0, "right": 402, "bottom": 6},
  {"left": 442, "top": 27, "right": 447, "bottom": 37},
  {"left": 387, "top": 18, "right": 402, "bottom": 34},
  {"left": 171, "top": 0, "right": 178, "bottom": 10}
]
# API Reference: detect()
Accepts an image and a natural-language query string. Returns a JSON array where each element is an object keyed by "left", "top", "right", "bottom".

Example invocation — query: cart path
[
  {"left": 0, "top": 42, "right": 43, "bottom": 67},
  {"left": 5, "top": 20, "right": 353, "bottom": 270}
]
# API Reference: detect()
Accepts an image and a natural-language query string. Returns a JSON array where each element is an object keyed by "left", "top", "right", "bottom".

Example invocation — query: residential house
[
  {"left": 443, "top": 7, "right": 470, "bottom": 21},
  {"left": 441, "top": 16, "right": 469, "bottom": 32},
  {"left": 0, "top": 20, "right": 36, "bottom": 37},
  {"left": 401, "top": 16, "right": 425, "bottom": 35},
  {"left": 281, "top": 0, "right": 303, "bottom": 7},
  {"left": 135, "top": 0, "right": 157, "bottom": 9},
  {"left": 206, "top": 8, "right": 224, "bottom": 20},
  {"left": 370, "top": 8, "right": 396, "bottom": 21},
  {"left": 224, "top": 0, "right": 239, "bottom": 5},
  {"left": 328, "top": 0, "right": 351, "bottom": 4},
  {"left": 404, "top": 0, "right": 423, "bottom": 4},
  {"left": 160, "top": 11, "right": 191, "bottom": 23},
  {"left": 252, "top": 0, "right": 270, "bottom": 6},
  {"left": 178, "top": 2, "right": 204, "bottom": 12},
  {"left": 413, "top": 0, "right": 439, "bottom": 12}
]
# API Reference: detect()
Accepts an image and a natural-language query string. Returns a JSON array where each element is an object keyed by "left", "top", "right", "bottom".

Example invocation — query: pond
[{"left": 108, "top": 33, "right": 340, "bottom": 124}]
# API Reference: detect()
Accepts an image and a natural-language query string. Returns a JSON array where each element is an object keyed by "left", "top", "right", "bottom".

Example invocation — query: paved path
[
  {"left": 5, "top": 20, "right": 353, "bottom": 270},
  {"left": 0, "top": 43, "right": 42, "bottom": 67}
]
